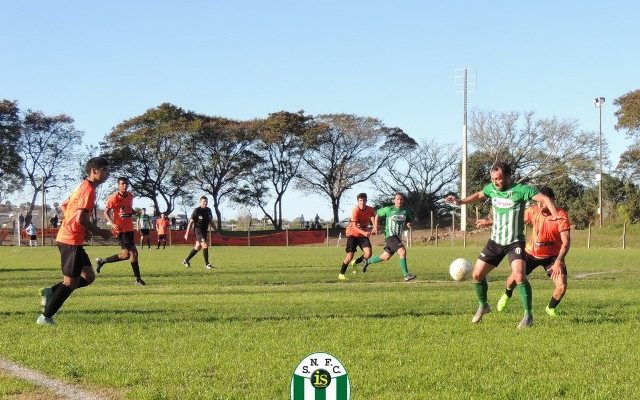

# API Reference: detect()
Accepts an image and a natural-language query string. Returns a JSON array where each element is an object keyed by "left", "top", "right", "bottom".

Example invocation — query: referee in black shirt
[{"left": 182, "top": 196, "right": 217, "bottom": 269}]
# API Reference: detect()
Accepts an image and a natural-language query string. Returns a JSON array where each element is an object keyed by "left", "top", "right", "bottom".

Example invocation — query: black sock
[
  {"left": 355, "top": 255, "right": 364, "bottom": 265},
  {"left": 340, "top": 263, "right": 348, "bottom": 274},
  {"left": 203, "top": 248, "right": 209, "bottom": 264},
  {"left": 156, "top": 242, "right": 160, "bottom": 249},
  {"left": 131, "top": 261, "right": 141, "bottom": 280},
  {"left": 505, "top": 287, "right": 514, "bottom": 298},
  {"left": 105, "top": 255, "right": 120, "bottom": 263},
  {"left": 77, "top": 277, "right": 91, "bottom": 288},
  {"left": 43, "top": 284, "right": 74, "bottom": 318},
  {"left": 50, "top": 281, "right": 64, "bottom": 292},
  {"left": 185, "top": 249, "right": 198, "bottom": 261},
  {"left": 548, "top": 297, "right": 561, "bottom": 309}
]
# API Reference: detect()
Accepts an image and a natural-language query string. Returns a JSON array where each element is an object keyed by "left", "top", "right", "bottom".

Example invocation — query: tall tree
[
  {"left": 616, "top": 144, "right": 640, "bottom": 184},
  {"left": 101, "top": 103, "right": 196, "bottom": 215},
  {"left": 19, "top": 110, "right": 83, "bottom": 223},
  {"left": 296, "top": 114, "right": 417, "bottom": 226},
  {"left": 234, "top": 111, "right": 321, "bottom": 230},
  {"left": 613, "top": 89, "right": 640, "bottom": 138},
  {"left": 185, "top": 116, "right": 259, "bottom": 230},
  {"left": 469, "top": 109, "right": 600, "bottom": 184},
  {"left": 374, "top": 139, "right": 458, "bottom": 225},
  {"left": 0, "top": 100, "right": 24, "bottom": 201}
]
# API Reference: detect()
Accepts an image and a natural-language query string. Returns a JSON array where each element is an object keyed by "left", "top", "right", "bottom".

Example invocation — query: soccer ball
[{"left": 449, "top": 258, "right": 472, "bottom": 282}]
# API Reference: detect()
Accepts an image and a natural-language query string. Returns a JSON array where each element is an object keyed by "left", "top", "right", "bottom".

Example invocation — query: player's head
[
  {"left": 490, "top": 162, "right": 512, "bottom": 190},
  {"left": 357, "top": 193, "right": 367, "bottom": 208},
  {"left": 393, "top": 192, "right": 404, "bottom": 207},
  {"left": 85, "top": 157, "right": 110, "bottom": 184},
  {"left": 536, "top": 186, "right": 555, "bottom": 209},
  {"left": 141, "top": 207, "right": 146, "bottom": 214},
  {"left": 117, "top": 177, "right": 129, "bottom": 193},
  {"left": 199, "top": 196, "right": 208, "bottom": 207}
]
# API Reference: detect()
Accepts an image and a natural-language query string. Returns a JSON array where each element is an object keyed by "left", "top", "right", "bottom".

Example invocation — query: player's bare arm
[
  {"left": 78, "top": 209, "right": 111, "bottom": 239},
  {"left": 445, "top": 191, "right": 485, "bottom": 206}
]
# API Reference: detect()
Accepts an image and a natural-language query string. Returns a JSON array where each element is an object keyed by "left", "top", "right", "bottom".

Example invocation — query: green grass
[{"left": 1, "top": 243, "right": 640, "bottom": 399}]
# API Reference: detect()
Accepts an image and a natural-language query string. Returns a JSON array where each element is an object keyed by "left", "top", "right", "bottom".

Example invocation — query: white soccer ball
[{"left": 449, "top": 258, "right": 472, "bottom": 282}]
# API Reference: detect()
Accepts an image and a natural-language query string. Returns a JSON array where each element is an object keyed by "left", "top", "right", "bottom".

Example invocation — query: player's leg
[
  {"left": 471, "top": 259, "right": 495, "bottom": 323},
  {"left": 38, "top": 245, "right": 85, "bottom": 325},
  {"left": 498, "top": 253, "right": 536, "bottom": 312},
  {"left": 202, "top": 240, "right": 213, "bottom": 269},
  {"left": 182, "top": 239, "right": 201, "bottom": 267},
  {"left": 508, "top": 243, "right": 533, "bottom": 328},
  {"left": 545, "top": 260, "right": 567, "bottom": 317},
  {"left": 396, "top": 246, "right": 415, "bottom": 281}
]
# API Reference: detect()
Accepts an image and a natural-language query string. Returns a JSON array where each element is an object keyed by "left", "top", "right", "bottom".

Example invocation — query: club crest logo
[{"left": 290, "top": 352, "right": 350, "bottom": 400}]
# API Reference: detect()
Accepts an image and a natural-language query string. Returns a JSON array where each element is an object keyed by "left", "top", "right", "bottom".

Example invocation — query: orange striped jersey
[
  {"left": 156, "top": 217, "right": 170, "bottom": 235},
  {"left": 346, "top": 205, "right": 375, "bottom": 237},
  {"left": 524, "top": 206, "right": 571, "bottom": 258},
  {"left": 55, "top": 180, "right": 97, "bottom": 245},
  {"left": 105, "top": 191, "right": 135, "bottom": 233}
]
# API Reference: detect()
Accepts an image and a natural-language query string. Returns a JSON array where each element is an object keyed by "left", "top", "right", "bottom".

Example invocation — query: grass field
[{"left": 1, "top": 240, "right": 640, "bottom": 399}]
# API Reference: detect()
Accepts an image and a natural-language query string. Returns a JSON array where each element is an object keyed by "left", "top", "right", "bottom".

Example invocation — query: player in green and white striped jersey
[{"left": 445, "top": 162, "right": 560, "bottom": 329}]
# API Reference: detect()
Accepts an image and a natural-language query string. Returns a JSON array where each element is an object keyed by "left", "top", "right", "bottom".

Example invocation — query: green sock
[
  {"left": 368, "top": 255, "right": 382, "bottom": 264},
  {"left": 517, "top": 281, "right": 532, "bottom": 315},
  {"left": 399, "top": 258, "right": 409, "bottom": 276},
  {"left": 474, "top": 278, "right": 488, "bottom": 306}
]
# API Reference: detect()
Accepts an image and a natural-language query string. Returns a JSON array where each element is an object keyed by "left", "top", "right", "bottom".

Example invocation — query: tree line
[{"left": 1, "top": 89, "right": 639, "bottom": 230}]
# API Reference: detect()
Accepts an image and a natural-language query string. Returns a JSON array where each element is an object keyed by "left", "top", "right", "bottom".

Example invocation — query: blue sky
[{"left": 2, "top": 1, "right": 638, "bottom": 221}]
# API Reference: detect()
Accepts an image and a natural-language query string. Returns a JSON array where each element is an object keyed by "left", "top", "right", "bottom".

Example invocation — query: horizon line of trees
[{"left": 2, "top": 89, "right": 640, "bottom": 230}]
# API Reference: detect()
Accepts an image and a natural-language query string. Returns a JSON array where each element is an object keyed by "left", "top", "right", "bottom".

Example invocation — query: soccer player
[
  {"left": 338, "top": 193, "right": 376, "bottom": 281},
  {"left": 367, "top": 192, "right": 417, "bottom": 282},
  {"left": 182, "top": 196, "right": 216, "bottom": 269},
  {"left": 37, "top": 157, "right": 112, "bottom": 325},
  {"left": 96, "top": 177, "right": 146, "bottom": 286},
  {"left": 445, "top": 162, "right": 560, "bottom": 329},
  {"left": 137, "top": 207, "right": 152, "bottom": 249},
  {"left": 25, "top": 222, "right": 37, "bottom": 246},
  {"left": 496, "top": 186, "right": 570, "bottom": 317},
  {"left": 156, "top": 212, "right": 171, "bottom": 249}
]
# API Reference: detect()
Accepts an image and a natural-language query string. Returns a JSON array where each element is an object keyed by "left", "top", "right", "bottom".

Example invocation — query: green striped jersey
[
  {"left": 376, "top": 206, "right": 413, "bottom": 238},
  {"left": 482, "top": 183, "right": 538, "bottom": 245}
]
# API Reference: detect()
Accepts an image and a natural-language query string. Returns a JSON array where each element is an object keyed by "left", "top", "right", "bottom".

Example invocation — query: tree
[
  {"left": 185, "top": 116, "right": 259, "bottom": 230},
  {"left": 101, "top": 103, "right": 196, "bottom": 215},
  {"left": 296, "top": 114, "right": 418, "bottom": 226},
  {"left": 469, "top": 109, "right": 600, "bottom": 184},
  {"left": 374, "top": 139, "right": 458, "bottom": 226},
  {"left": 615, "top": 143, "right": 640, "bottom": 184},
  {"left": 18, "top": 110, "right": 83, "bottom": 223},
  {"left": 0, "top": 100, "right": 24, "bottom": 201},
  {"left": 234, "top": 111, "right": 322, "bottom": 230},
  {"left": 613, "top": 89, "right": 640, "bottom": 138}
]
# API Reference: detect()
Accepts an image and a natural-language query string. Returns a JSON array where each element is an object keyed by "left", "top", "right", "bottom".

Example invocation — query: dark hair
[
  {"left": 537, "top": 186, "right": 555, "bottom": 200},
  {"left": 117, "top": 177, "right": 129, "bottom": 184},
  {"left": 491, "top": 162, "right": 512, "bottom": 177},
  {"left": 141, "top": 208, "right": 146, "bottom": 211},
  {"left": 200, "top": 196, "right": 208, "bottom": 201},
  {"left": 394, "top": 192, "right": 404, "bottom": 199},
  {"left": 357, "top": 193, "right": 367, "bottom": 200},
  {"left": 84, "top": 157, "right": 109, "bottom": 175}
]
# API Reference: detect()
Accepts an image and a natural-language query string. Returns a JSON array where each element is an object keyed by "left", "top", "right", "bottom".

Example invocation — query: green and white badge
[{"left": 290, "top": 352, "right": 350, "bottom": 400}]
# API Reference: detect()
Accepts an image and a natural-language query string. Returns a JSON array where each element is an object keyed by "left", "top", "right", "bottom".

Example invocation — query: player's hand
[
  {"left": 550, "top": 261, "right": 564, "bottom": 279},
  {"left": 183, "top": 233, "right": 188, "bottom": 241},
  {"left": 445, "top": 195, "right": 459, "bottom": 206},
  {"left": 98, "top": 228, "right": 112, "bottom": 240},
  {"left": 475, "top": 219, "right": 492, "bottom": 228}
]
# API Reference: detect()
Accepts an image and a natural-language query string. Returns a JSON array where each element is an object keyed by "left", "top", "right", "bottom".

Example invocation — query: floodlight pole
[
  {"left": 461, "top": 69, "right": 468, "bottom": 232},
  {"left": 594, "top": 97, "right": 605, "bottom": 227}
]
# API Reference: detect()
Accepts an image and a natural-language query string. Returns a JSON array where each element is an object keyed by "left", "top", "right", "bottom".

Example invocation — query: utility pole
[
  {"left": 594, "top": 96, "right": 605, "bottom": 227},
  {"left": 455, "top": 68, "right": 476, "bottom": 231}
]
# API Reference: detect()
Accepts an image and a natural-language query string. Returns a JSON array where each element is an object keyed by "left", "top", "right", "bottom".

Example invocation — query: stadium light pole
[
  {"left": 594, "top": 96, "right": 605, "bottom": 227},
  {"left": 455, "top": 68, "right": 476, "bottom": 232}
]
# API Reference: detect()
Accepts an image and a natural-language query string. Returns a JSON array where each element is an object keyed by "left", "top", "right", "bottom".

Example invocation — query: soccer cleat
[
  {"left": 496, "top": 293, "right": 511, "bottom": 312},
  {"left": 517, "top": 314, "right": 534, "bottom": 329},
  {"left": 36, "top": 314, "right": 55, "bottom": 326},
  {"left": 338, "top": 274, "right": 348, "bottom": 281},
  {"left": 181, "top": 259, "right": 190, "bottom": 268},
  {"left": 95, "top": 258, "right": 105, "bottom": 273},
  {"left": 545, "top": 306, "right": 558, "bottom": 317},
  {"left": 39, "top": 287, "right": 53, "bottom": 309},
  {"left": 404, "top": 274, "right": 417, "bottom": 282},
  {"left": 472, "top": 304, "right": 491, "bottom": 323},
  {"left": 362, "top": 259, "right": 369, "bottom": 273},
  {"left": 205, "top": 264, "right": 213, "bottom": 270},
  {"left": 135, "top": 279, "right": 146, "bottom": 286}
]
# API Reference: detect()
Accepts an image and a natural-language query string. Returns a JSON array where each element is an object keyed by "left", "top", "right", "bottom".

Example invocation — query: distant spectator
[
  {"left": 171, "top": 216, "right": 176, "bottom": 229},
  {"left": 19, "top": 214, "right": 25, "bottom": 229},
  {"left": 299, "top": 214, "right": 305, "bottom": 229},
  {"left": 50, "top": 215, "right": 59, "bottom": 229},
  {"left": 304, "top": 221, "right": 310, "bottom": 230},
  {"left": 25, "top": 222, "right": 37, "bottom": 246}
]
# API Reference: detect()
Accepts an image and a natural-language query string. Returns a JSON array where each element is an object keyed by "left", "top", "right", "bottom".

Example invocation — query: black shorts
[
  {"left": 383, "top": 235, "right": 404, "bottom": 255},
  {"left": 118, "top": 231, "right": 137, "bottom": 251},
  {"left": 29, "top": 235, "right": 37, "bottom": 240},
  {"left": 140, "top": 229, "right": 150, "bottom": 236},
  {"left": 478, "top": 240, "right": 525, "bottom": 267},
  {"left": 345, "top": 236, "right": 372, "bottom": 253},
  {"left": 195, "top": 229, "right": 209, "bottom": 242},
  {"left": 58, "top": 244, "right": 91, "bottom": 278},
  {"left": 524, "top": 252, "right": 568, "bottom": 277},
  {"left": 158, "top": 234, "right": 167, "bottom": 241}
]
